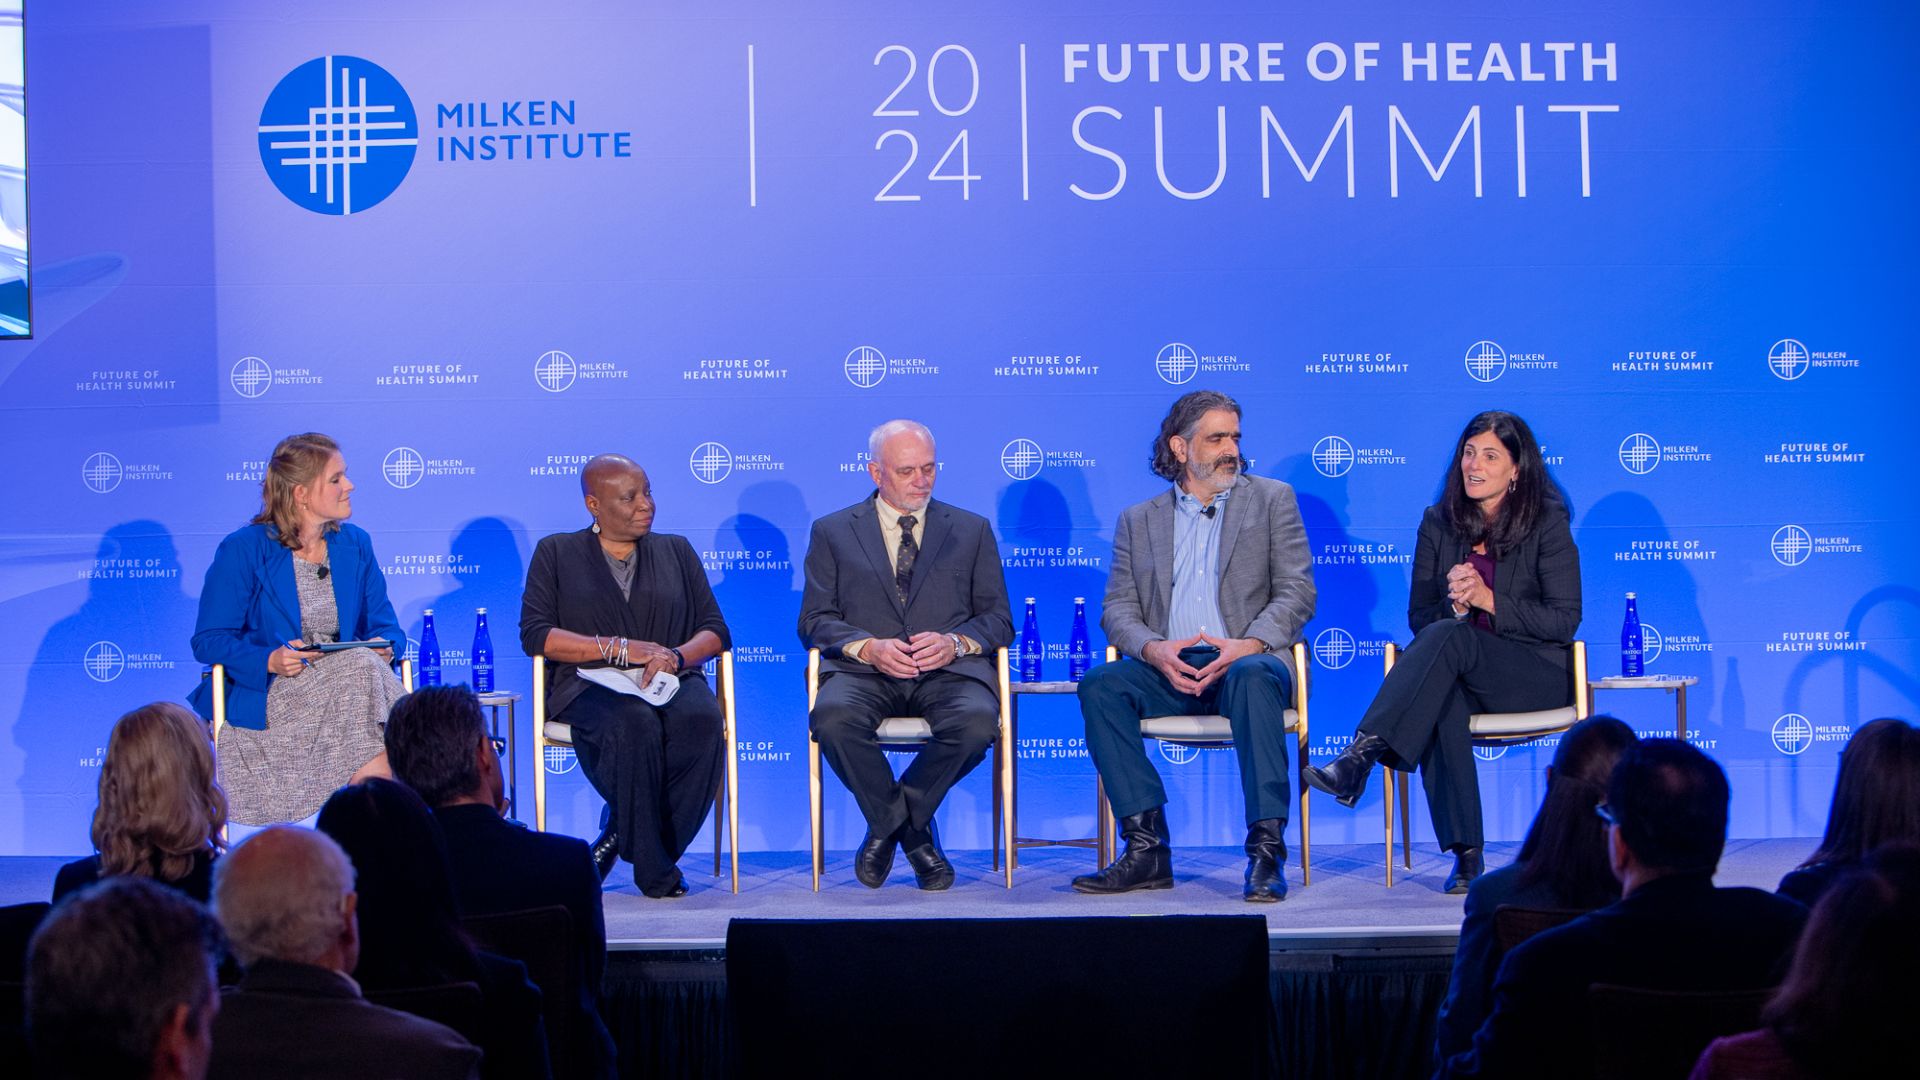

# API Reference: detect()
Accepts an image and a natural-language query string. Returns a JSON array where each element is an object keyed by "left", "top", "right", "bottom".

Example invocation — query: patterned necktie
[{"left": 895, "top": 514, "right": 918, "bottom": 604}]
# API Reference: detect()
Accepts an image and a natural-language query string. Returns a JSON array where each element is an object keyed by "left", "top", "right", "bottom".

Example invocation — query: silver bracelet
[{"left": 618, "top": 637, "right": 631, "bottom": 668}]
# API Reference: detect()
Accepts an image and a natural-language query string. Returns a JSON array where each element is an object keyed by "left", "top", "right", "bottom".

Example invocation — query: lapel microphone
[
  {"left": 317, "top": 563, "right": 330, "bottom": 579},
  {"left": 1201, "top": 504, "right": 1217, "bottom": 519}
]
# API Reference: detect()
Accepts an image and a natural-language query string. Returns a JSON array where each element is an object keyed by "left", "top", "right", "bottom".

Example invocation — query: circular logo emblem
[
  {"left": 1619, "top": 433, "right": 1662, "bottom": 475},
  {"left": 231, "top": 356, "right": 274, "bottom": 398},
  {"left": 543, "top": 745, "right": 578, "bottom": 775},
  {"left": 1157, "top": 741, "right": 1201, "bottom": 766},
  {"left": 84, "top": 641, "right": 126, "bottom": 683},
  {"left": 1473, "top": 745, "right": 1509, "bottom": 762},
  {"left": 844, "top": 346, "right": 887, "bottom": 388},
  {"left": 82, "top": 452, "right": 124, "bottom": 494},
  {"left": 1312, "top": 628, "right": 1356, "bottom": 670},
  {"left": 1771, "top": 713, "right": 1813, "bottom": 755},
  {"left": 534, "top": 350, "right": 577, "bottom": 393},
  {"left": 1155, "top": 342, "right": 1199, "bottom": 385},
  {"left": 382, "top": 447, "right": 426, "bottom": 489},
  {"left": 1767, "top": 338, "right": 1810, "bottom": 382},
  {"left": 1640, "top": 623, "right": 1663, "bottom": 666},
  {"left": 1311, "top": 436, "right": 1355, "bottom": 478},
  {"left": 1464, "top": 340, "right": 1507, "bottom": 382},
  {"left": 258, "top": 56, "right": 418, "bottom": 215},
  {"left": 690, "top": 442, "right": 733, "bottom": 484},
  {"left": 1000, "top": 438, "right": 1044, "bottom": 481},
  {"left": 1770, "top": 525, "right": 1812, "bottom": 567}
]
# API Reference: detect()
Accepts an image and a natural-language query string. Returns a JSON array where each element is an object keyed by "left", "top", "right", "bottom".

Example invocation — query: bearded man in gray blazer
[{"left": 1074, "top": 390, "right": 1317, "bottom": 901}]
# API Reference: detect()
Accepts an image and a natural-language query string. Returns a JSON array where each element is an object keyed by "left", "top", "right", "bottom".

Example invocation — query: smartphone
[{"left": 1177, "top": 644, "right": 1221, "bottom": 669}]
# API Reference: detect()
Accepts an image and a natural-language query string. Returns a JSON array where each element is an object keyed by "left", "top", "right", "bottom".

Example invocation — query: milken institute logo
[{"left": 258, "top": 55, "right": 419, "bottom": 215}]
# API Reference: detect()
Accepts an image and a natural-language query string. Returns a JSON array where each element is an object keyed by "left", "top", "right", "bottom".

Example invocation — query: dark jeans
[
  {"left": 1359, "top": 619, "right": 1572, "bottom": 851},
  {"left": 561, "top": 678, "right": 724, "bottom": 895},
  {"left": 808, "top": 669, "right": 998, "bottom": 839},
  {"left": 1078, "top": 653, "right": 1296, "bottom": 828}
]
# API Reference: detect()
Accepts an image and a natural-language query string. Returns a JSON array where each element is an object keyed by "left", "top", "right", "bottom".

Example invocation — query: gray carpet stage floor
[{"left": 0, "top": 837, "right": 1812, "bottom": 948}]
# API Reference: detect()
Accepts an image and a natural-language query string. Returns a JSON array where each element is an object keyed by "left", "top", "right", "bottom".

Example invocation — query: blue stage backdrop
[{"left": 1, "top": 1, "right": 1914, "bottom": 858}]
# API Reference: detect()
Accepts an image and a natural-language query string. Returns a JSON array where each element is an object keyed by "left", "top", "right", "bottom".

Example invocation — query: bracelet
[{"left": 668, "top": 647, "right": 686, "bottom": 674}]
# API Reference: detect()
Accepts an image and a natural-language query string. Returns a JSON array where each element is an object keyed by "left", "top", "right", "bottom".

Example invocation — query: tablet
[{"left": 300, "top": 639, "right": 394, "bottom": 653}]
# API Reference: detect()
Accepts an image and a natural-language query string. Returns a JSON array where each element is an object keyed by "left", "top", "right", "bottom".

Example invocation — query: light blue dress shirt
[{"left": 1168, "top": 486, "right": 1229, "bottom": 640}]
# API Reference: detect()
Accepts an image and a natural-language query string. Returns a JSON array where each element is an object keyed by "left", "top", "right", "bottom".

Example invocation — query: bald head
[
  {"left": 212, "top": 826, "right": 357, "bottom": 971},
  {"left": 580, "top": 453, "right": 640, "bottom": 497}
]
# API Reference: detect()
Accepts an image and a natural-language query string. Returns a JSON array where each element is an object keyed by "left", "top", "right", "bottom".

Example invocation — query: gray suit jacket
[
  {"left": 798, "top": 493, "right": 1014, "bottom": 689},
  {"left": 1102, "top": 474, "right": 1317, "bottom": 659}
]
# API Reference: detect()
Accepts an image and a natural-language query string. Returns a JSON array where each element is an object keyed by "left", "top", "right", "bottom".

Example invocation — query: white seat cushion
[
  {"left": 544, "top": 720, "right": 573, "bottom": 746},
  {"left": 875, "top": 717, "right": 933, "bottom": 744},
  {"left": 1469, "top": 706, "right": 1578, "bottom": 738},
  {"left": 1140, "top": 708, "right": 1299, "bottom": 742}
]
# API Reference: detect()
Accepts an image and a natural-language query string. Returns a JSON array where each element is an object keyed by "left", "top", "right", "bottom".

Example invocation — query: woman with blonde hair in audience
[
  {"left": 52, "top": 700, "right": 226, "bottom": 902},
  {"left": 1777, "top": 716, "right": 1920, "bottom": 907}
]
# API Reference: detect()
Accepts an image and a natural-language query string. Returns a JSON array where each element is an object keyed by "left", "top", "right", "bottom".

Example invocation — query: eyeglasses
[
  {"left": 1594, "top": 802, "right": 1618, "bottom": 826},
  {"left": 488, "top": 736, "right": 508, "bottom": 756}
]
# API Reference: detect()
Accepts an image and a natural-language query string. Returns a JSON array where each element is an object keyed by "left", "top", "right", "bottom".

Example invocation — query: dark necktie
[{"left": 895, "top": 514, "right": 918, "bottom": 604}]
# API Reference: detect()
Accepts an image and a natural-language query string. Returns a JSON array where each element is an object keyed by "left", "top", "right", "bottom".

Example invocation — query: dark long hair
[
  {"left": 1766, "top": 845, "right": 1920, "bottom": 1074},
  {"left": 1149, "top": 390, "right": 1240, "bottom": 481},
  {"left": 1435, "top": 411, "right": 1553, "bottom": 557},
  {"left": 316, "top": 779, "right": 480, "bottom": 990},
  {"left": 1514, "top": 715, "right": 1638, "bottom": 908},
  {"left": 1799, "top": 718, "right": 1920, "bottom": 870}
]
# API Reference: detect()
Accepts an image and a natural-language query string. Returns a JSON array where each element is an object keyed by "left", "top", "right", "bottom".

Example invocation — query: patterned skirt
[{"left": 217, "top": 647, "right": 403, "bottom": 825}]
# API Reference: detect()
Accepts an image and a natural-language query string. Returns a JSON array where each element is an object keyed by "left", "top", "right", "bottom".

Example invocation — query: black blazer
[
  {"left": 434, "top": 804, "right": 616, "bottom": 1080},
  {"left": 798, "top": 493, "right": 1013, "bottom": 689},
  {"left": 1409, "top": 501, "right": 1582, "bottom": 669},
  {"left": 208, "top": 959, "right": 480, "bottom": 1080},
  {"left": 51, "top": 849, "right": 215, "bottom": 905},
  {"left": 1437, "top": 874, "right": 1807, "bottom": 1079}
]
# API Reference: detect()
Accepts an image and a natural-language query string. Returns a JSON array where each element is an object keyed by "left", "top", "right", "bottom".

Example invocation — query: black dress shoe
[
  {"left": 1304, "top": 732, "right": 1391, "bottom": 808},
  {"left": 901, "top": 821, "right": 955, "bottom": 891},
  {"left": 643, "top": 870, "right": 688, "bottom": 899},
  {"left": 1242, "top": 818, "right": 1289, "bottom": 903},
  {"left": 854, "top": 829, "right": 897, "bottom": 889},
  {"left": 591, "top": 805, "right": 619, "bottom": 883},
  {"left": 1072, "top": 806, "right": 1174, "bottom": 894},
  {"left": 1445, "top": 846, "right": 1483, "bottom": 894}
]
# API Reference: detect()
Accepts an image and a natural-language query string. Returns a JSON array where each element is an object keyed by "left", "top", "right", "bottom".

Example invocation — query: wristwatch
[{"left": 947, "top": 633, "right": 968, "bottom": 656}]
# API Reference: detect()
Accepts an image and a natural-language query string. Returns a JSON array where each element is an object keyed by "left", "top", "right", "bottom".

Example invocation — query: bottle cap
[
  {"left": 1074, "top": 597, "right": 1085, "bottom": 603},
  {"left": 1025, "top": 597, "right": 1036, "bottom": 603},
  {"left": 424, "top": 608, "right": 435, "bottom": 615},
  {"left": 1625, "top": 591, "right": 1637, "bottom": 599},
  {"left": 477, "top": 607, "right": 488, "bottom": 614}
]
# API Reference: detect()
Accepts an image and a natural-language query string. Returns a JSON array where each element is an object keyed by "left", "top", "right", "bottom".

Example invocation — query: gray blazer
[{"left": 1101, "top": 474, "right": 1317, "bottom": 659}]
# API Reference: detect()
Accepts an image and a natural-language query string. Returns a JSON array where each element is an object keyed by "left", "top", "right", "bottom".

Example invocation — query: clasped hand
[
  {"left": 865, "top": 632, "right": 958, "bottom": 679},
  {"left": 1142, "top": 632, "right": 1262, "bottom": 695},
  {"left": 1447, "top": 562, "right": 1494, "bottom": 616}
]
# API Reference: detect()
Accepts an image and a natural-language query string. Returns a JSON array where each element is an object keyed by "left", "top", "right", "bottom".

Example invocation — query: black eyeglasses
[
  {"left": 1594, "top": 802, "right": 1618, "bottom": 826},
  {"left": 488, "top": 736, "right": 508, "bottom": 756}
]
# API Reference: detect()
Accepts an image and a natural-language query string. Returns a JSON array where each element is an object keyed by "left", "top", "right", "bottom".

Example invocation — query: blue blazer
[{"left": 187, "top": 523, "right": 405, "bottom": 730}]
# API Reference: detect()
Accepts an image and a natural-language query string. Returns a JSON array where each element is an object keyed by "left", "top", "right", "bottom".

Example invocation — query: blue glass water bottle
[
  {"left": 1068, "top": 597, "right": 1091, "bottom": 682},
  {"left": 1620, "top": 592, "right": 1644, "bottom": 677},
  {"left": 419, "top": 608, "right": 443, "bottom": 687},
  {"left": 1019, "top": 597, "right": 1043, "bottom": 682},
  {"left": 471, "top": 608, "right": 495, "bottom": 693}
]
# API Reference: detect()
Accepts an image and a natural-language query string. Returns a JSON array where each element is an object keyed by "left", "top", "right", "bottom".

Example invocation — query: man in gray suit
[
  {"left": 800, "top": 419, "right": 1014, "bottom": 890},
  {"left": 1074, "top": 390, "right": 1316, "bottom": 901}
]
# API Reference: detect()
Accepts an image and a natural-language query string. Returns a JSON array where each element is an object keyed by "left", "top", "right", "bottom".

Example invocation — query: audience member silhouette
[{"left": 1776, "top": 717, "right": 1920, "bottom": 907}]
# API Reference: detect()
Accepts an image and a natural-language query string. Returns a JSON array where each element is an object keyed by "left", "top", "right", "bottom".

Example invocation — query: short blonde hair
[
  {"left": 91, "top": 702, "right": 227, "bottom": 882},
  {"left": 251, "top": 432, "right": 341, "bottom": 550}
]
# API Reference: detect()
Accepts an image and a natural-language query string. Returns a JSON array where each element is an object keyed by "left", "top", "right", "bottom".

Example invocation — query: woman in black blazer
[
  {"left": 518, "top": 454, "right": 730, "bottom": 898},
  {"left": 1307, "top": 411, "right": 1582, "bottom": 892}
]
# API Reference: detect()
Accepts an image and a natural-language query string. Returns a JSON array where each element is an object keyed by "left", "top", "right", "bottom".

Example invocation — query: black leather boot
[
  {"left": 1242, "top": 818, "right": 1288, "bottom": 903},
  {"left": 1072, "top": 806, "right": 1173, "bottom": 894},
  {"left": 1304, "top": 732, "right": 1391, "bottom": 808},
  {"left": 591, "top": 804, "right": 619, "bottom": 883},
  {"left": 1445, "top": 846, "right": 1483, "bottom": 894}
]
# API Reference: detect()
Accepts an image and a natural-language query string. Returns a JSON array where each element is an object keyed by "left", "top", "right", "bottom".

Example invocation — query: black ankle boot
[
  {"left": 591, "top": 805, "right": 619, "bottom": 883},
  {"left": 1072, "top": 806, "right": 1173, "bottom": 894},
  {"left": 1243, "top": 818, "right": 1288, "bottom": 903},
  {"left": 1304, "top": 733, "right": 1391, "bottom": 808},
  {"left": 1445, "top": 846, "right": 1483, "bottom": 894}
]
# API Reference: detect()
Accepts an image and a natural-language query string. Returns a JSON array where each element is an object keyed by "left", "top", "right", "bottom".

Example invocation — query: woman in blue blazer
[
  {"left": 1307, "top": 411, "right": 1583, "bottom": 892},
  {"left": 187, "top": 433, "right": 406, "bottom": 824}
]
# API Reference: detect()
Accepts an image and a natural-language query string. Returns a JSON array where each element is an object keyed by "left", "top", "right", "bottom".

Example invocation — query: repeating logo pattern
[
  {"left": 1771, "top": 713, "right": 1813, "bottom": 755},
  {"left": 1464, "top": 340, "right": 1507, "bottom": 382},
  {"left": 844, "top": 346, "right": 887, "bottom": 388},
  {"left": 1158, "top": 741, "right": 1201, "bottom": 766},
  {"left": 534, "top": 350, "right": 577, "bottom": 393},
  {"left": 84, "top": 641, "right": 126, "bottom": 683},
  {"left": 1474, "top": 745, "right": 1510, "bottom": 761},
  {"left": 1312, "top": 627, "right": 1357, "bottom": 670},
  {"left": 1000, "top": 438, "right": 1044, "bottom": 481},
  {"left": 690, "top": 442, "right": 733, "bottom": 484},
  {"left": 231, "top": 356, "right": 274, "bottom": 398},
  {"left": 1771, "top": 525, "right": 1813, "bottom": 567},
  {"left": 1619, "top": 433, "right": 1662, "bottom": 475},
  {"left": 1155, "top": 342, "right": 1199, "bottom": 385},
  {"left": 1312, "top": 436, "right": 1356, "bottom": 478},
  {"left": 258, "top": 56, "right": 419, "bottom": 215},
  {"left": 1767, "top": 338, "right": 1810, "bottom": 381},
  {"left": 82, "top": 452, "right": 124, "bottom": 494},
  {"left": 544, "top": 745, "right": 578, "bottom": 774},
  {"left": 383, "top": 447, "right": 426, "bottom": 489}
]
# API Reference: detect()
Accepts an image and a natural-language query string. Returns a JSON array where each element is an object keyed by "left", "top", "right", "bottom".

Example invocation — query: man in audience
[
  {"left": 385, "top": 684, "right": 617, "bottom": 1079},
  {"left": 1438, "top": 739, "right": 1807, "bottom": 1078},
  {"left": 208, "top": 826, "right": 480, "bottom": 1080},
  {"left": 25, "top": 876, "right": 224, "bottom": 1080}
]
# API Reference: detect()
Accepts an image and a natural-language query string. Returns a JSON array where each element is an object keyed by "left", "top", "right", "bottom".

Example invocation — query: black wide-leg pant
[
  {"left": 808, "top": 669, "right": 998, "bottom": 840},
  {"left": 1358, "top": 619, "right": 1571, "bottom": 851},
  {"left": 563, "top": 678, "right": 724, "bottom": 895}
]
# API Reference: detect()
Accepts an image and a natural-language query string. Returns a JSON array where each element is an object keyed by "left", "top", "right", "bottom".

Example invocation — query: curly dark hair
[{"left": 1149, "top": 390, "right": 1241, "bottom": 481}]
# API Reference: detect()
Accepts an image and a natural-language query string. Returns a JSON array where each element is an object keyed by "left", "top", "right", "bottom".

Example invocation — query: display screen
[{"left": 0, "top": 1, "right": 25, "bottom": 338}]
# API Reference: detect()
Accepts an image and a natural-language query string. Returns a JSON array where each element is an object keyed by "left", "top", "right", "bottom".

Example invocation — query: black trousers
[
  {"left": 562, "top": 678, "right": 723, "bottom": 895},
  {"left": 1358, "top": 619, "right": 1571, "bottom": 851},
  {"left": 809, "top": 669, "right": 998, "bottom": 839}
]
